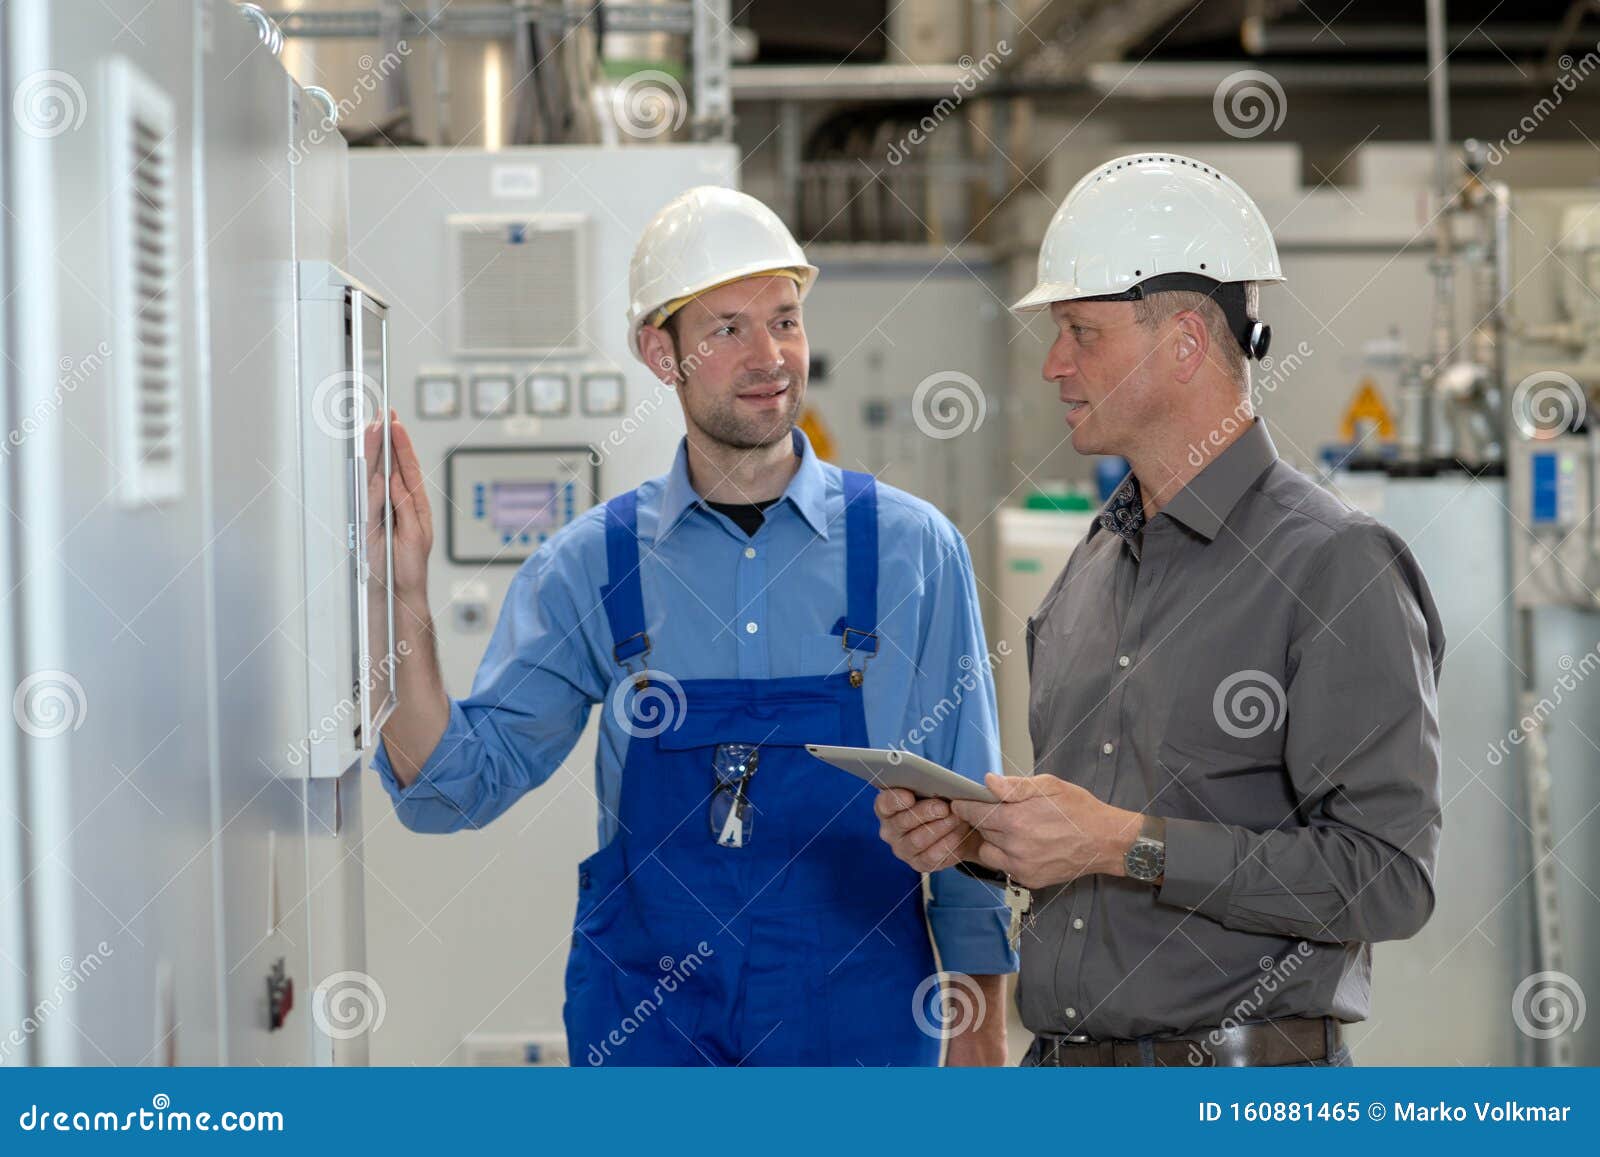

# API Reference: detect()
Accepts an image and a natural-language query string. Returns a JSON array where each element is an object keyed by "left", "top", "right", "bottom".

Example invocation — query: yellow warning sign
[{"left": 1340, "top": 379, "right": 1395, "bottom": 441}]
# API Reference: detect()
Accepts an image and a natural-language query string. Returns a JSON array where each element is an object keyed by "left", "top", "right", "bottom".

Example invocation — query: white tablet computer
[{"left": 805, "top": 744, "right": 998, "bottom": 804}]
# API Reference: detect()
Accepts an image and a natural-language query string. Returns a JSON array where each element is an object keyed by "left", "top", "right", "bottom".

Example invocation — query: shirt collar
[
  {"left": 657, "top": 427, "right": 833, "bottom": 539},
  {"left": 1160, "top": 418, "right": 1278, "bottom": 541},
  {"left": 1086, "top": 418, "right": 1278, "bottom": 548}
]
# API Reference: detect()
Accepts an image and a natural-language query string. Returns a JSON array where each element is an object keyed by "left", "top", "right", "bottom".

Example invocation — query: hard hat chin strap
[{"left": 1080, "top": 273, "right": 1272, "bottom": 361}]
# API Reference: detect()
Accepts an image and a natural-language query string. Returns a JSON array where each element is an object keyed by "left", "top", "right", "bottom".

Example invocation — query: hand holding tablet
[{"left": 805, "top": 743, "right": 999, "bottom": 803}]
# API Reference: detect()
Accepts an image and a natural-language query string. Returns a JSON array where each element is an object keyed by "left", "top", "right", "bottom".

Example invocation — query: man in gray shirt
[{"left": 877, "top": 153, "right": 1444, "bottom": 1066}]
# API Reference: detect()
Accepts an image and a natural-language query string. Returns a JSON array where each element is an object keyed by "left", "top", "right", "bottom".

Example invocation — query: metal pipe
[
  {"left": 428, "top": 0, "right": 451, "bottom": 145},
  {"left": 1486, "top": 178, "right": 1514, "bottom": 462},
  {"left": 1253, "top": 22, "right": 1597, "bottom": 53},
  {"left": 1082, "top": 60, "right": 1550, "bottom": 98},
  {"left": 1424, "top": 0, "right": 1455, "bottom": 464}
]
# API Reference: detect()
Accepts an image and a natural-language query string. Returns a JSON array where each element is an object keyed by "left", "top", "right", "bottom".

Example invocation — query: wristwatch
[{"left": 1123, "top": 815, "right": 1166, "bottom": 883}]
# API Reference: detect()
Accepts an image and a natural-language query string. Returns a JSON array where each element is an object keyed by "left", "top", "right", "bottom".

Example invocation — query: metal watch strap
[{"left": 1125, "top": 815, "right": 1166, "bottom": 882}]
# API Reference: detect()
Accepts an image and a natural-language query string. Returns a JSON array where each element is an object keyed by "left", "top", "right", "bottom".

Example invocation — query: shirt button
[
  {"left": 1101, "top": 741, "right": 1115, "bottom": 755},
  {"left": 1118, "top": 655, "right": 1131, "bottom": 668},
  {"left": 1065, "top": 1007, "right": 1078, "bottom": 1019},
  {"left": 745, "top": 621, "right": 758, "bottom": 635},
  {"left": 744, "top": 546, "right": 756, "bottom": 559},
  {"left": 1072, "top": 917, "right": 1085, "bottom": 931}
]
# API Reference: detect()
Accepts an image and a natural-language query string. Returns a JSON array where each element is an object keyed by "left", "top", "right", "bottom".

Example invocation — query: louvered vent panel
[
  {"left": 449, "top": 216, "right": 585, "bottom": 356},
  {"left": 109, "top": 59, "right": 182, "bottom": 504}
]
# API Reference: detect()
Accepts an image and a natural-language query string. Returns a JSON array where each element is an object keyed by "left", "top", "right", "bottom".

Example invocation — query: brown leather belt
[{"left": 1029, "top": 1016, "right": 1341, "bottom": 1068}]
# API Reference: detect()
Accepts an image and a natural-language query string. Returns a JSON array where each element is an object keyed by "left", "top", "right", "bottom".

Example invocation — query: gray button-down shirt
[{"left": 1021, "top": 419, "right": 1444, "bottom": 1040}]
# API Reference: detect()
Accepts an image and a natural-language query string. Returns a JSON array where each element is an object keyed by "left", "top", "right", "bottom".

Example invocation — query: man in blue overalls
[{"left": 374, "top": 187, "right": 1017, "bottom": 1066}]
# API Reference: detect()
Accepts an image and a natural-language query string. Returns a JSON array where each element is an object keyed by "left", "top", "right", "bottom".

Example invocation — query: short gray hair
[{"left": 1131, "top": 282, "right": 1258, "bottom": 389}]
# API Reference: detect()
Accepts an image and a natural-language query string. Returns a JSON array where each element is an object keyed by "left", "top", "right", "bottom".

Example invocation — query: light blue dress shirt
[{"left": 374, "top": 429, "right": 1018, "bottom": 976}]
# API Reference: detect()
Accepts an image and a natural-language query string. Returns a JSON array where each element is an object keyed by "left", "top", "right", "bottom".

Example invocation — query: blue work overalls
[{"left": 562, "top": 471, "right": 941, "bottom": 1066}]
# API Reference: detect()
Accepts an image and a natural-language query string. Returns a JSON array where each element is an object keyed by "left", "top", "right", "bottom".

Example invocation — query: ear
[
  {"left": 1170, "top": 309, "right": 1209, "bottom": 385},
  {"left": 638, "top": 324, "right": 681, "bottom": 387}
]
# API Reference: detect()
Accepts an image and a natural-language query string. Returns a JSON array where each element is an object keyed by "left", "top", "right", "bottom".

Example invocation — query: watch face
[{"left": 1126, "top": 838, "right": 1165, "bottom": 882}]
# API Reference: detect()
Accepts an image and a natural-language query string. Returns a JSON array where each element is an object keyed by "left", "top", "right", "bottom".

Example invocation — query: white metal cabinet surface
[{"left": 2, "top": 0, "right": 221, "bottom": 1065}]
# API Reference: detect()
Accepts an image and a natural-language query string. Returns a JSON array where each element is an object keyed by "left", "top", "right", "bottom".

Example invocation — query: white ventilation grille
[
  {"left": 107, "top": 58, "right": 182, "bottom": 505},
  {"left": 448, "top": 215, "right": 587, "bottom": 356}
]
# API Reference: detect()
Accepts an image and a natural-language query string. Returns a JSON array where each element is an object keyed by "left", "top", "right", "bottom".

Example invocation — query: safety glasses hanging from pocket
[{"left": 709, "top": 743, "right": 760, "bottom": 848}]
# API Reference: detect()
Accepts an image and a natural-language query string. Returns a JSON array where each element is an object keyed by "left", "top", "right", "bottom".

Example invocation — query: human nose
[
  {"left": 1043, "top": 334, "right": 1077, "bottom": 385},
  {"left": 746, "top": 326, "right": 783, "bottom": 372}
]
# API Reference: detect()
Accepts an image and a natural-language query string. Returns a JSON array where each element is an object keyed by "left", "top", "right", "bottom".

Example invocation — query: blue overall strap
[
  {"left": 601, "top": 489, "right": 650, "bottom": 668},
  {"left": 835, "top": 470, "right": 879, "bottom": 655}
]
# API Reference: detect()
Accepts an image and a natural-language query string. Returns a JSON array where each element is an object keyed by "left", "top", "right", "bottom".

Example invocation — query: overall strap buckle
[{"left": 612, "top": 631, "right": 652, "bottom": 688}]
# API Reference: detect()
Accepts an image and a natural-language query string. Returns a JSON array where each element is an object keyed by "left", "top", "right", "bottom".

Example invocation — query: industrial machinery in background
[
  {"left": 1356, "top": 2, "right": 1600, "bottom": 1066},
  {"left": 1327, "top": 170, "right": 1600, "bottom": 1065},
  {"left": 346, "top": 145, "right": 736, "bottom": 1066},
  {"left": 2, "top": 0, "right": 389, "bottom": 1064},
  {"left": 261, "top": 0, "right": 734, "bottom": 148},
  {"left": 1499, "top": 186, "right": 1600, "bottom": 1068},
  {"left": 798, "top": 244, "right": 1008, "bottom": 627}
]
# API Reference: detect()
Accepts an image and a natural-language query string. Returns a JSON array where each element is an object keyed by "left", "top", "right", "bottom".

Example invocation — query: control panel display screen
[
  {"left": 489, "top": 481, "right": 559, "bottom": 534},
  {"left": 446, "top": 446, "right": 599, "bottom": 563}
]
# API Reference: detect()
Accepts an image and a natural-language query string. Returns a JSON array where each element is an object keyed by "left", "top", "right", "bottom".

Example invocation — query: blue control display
[{"left": 1530, "top": 452, "right": 1559, "bottom": 524}]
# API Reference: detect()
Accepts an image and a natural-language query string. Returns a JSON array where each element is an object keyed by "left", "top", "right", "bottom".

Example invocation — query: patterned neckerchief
[{"left": 1097, "top": 472, "right": 1146, "bottom": 545}]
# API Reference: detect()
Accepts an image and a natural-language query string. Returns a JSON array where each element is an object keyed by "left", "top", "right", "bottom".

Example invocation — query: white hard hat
[
  {"left": 1013, "top": 153, "right": 1284, "bottom": 357},
  {"left": 626, "top": 186, "right": 818, "bottom": 362}
]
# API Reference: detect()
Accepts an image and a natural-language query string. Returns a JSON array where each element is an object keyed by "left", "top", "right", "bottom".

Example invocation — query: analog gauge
[
  {"left": 416, "top": 375, "right": 460, "bottom": 419},
  {"left": 472, "top": 375, "right": 515, "bottom": 418},
  {"left": 525, "top": 372, "right": 570, "bottom": 417},
  {"left": 581, "top": 372, "right": 625, "bottom": 416}
]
